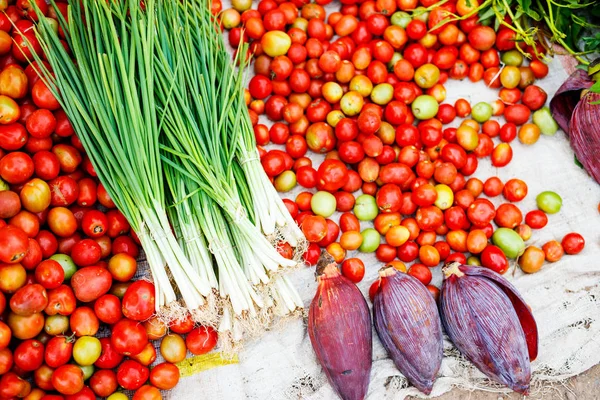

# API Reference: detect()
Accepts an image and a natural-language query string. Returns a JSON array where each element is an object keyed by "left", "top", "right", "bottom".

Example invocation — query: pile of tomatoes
[
  {"left": 0, "top": 2, "right": 218, "bottom": 400},
  {"left": 215, "top": 0, "right": 587, "bottom": 291}
]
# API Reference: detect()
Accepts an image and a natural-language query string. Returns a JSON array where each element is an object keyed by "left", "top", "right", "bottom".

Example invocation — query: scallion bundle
[{"left": 33, "top": 0, "right": 305, "bottom": 346}]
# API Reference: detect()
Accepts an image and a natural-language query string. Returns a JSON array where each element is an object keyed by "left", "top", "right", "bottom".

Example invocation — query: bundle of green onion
[{"left": 32, "top": 0, "right": 305, "bottom": 345}]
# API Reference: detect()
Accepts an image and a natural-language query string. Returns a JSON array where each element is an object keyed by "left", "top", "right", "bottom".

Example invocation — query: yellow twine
[{"left": 175, "top": 352, "right": 239, "bottom": 377}]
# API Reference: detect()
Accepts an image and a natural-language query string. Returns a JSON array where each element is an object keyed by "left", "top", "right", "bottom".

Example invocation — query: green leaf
[
  {"left": 574, "top": 154, "right": 584, "bottom": 169},
  {"left": 589, "top": 80, "right": 600, "bottom": 94},
  {"left": 518, "top": 0, "right": 532, "bottom": 12}
]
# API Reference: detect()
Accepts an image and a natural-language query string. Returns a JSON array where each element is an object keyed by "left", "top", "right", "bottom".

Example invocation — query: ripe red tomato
[
  {"left": 467, "top": 199, "right": 496, "bottom": 228},
  {"left": 186, "top": 326, "right": 218, "bottom": 355},
  {"left": 71, "top": 239, "right": 102, "bottom": 267},
  {"left": 0, "top": 151, "right": 34, "bottom": 184},
  {"left": 31, "top": 79, "right": 60, "bottom": 110},
  {"left": 70, "top": 306, "right": 100, "bottom": 337},
  {"left": 0, "top": 123, "right": 28, "bottom": 151},
  {"left": 45, "top": 284, "right": 77, "bottom": 316},
  {"left": 80, "top": 210, "right": 107, "bottom": 238},
  {"left": 502, "top": 178, "right": 528, "bottom": 202},
  {"left": 561, "top": 233, "right": 585, "bottom": 255},
  {"left": 301, "top": 215, "right": 328, "bottom": 242},
  {"left": 122, "top": 280, "right": 155, "bottom": 321},
  {"left": 90, "top": 369, "right": 118, "bottom": 398},
  {"left": 13, "top": 339, "right": 44, "bottom": 371},
  {"left": 0, "top": 372, "right": 31, "bottom": 399},
  {"left": 0, "top": 225, "right": 29, "bottom": 264},
  {"left": 150, "top": 362, "right": 180, "bottom": 390},
  {"left": 376, "top": 183, "right": 402, "bottom": 213},
  {"left": 341, "top": 258, "right": 365, "bottom": 283},
  {"left": 32, "top": 150, "right": 60, "bottom": 180},
  {"left": 52, "top": 364, "right": 85, "bottom": 395},
  {"left": 9, "top": 283, "right": 48, "bottom": 315},
  {"left": 34, "top": 259, "right": 64, "bottom": 289},
  {"left": 480, "top": 245, "right": 509, "bottom": 274},
  {"left": 111, "top": 319, "right": 148, "bottom": 356},
  {"left": 70, "top": 266, "right": 112, "bottom": 303},
  {"left": 407, "top": 264, "right": 432, "bottom": 285},
  {"left": 317, "top": 159, "right": 349, "bottom": 192},
  {"left": 117, "top": 360, "right": 150, "bottom": 391},
  {"left": 494, "top": 203, "right": 523, "bottom": 229},
  {"left": 94, "top": 337, "right": 124, "bottom": 369},
  {"left": 525, "top": 210, "right": 548, "bottom": 229},
  {"left": 45, "top": 336, "right": 73, "bottom": 368}
]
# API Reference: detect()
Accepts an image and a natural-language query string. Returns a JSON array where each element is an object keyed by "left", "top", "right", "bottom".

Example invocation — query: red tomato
[
  {"left": 150, "top": 362, "right": 180, "bottom": 390},
  {"left": 34, "top": 259, "right": 64, "bottom": 289},
  {"left": 45, "top": 284, "right": 77, "bottom": 316},
  {"left": 0, "top": 151, "right": 34, "bottom": 184},
  {"left": 31, "top": 79, "right": 60, "bottom": 110},
  {"left": 122, "top": 280, "right": 155, "bottom": 321},
  {"left": 0, "top": 123, "right": 27, "bottom": 151},
  {"left": 376, "top": 183, "right": 402, "bottom": 213},
  {"left": 561, "top": 233, "right": 585, "bottom": 255},
  {"left": 70, "top": 306, "right": 99, "bottom": 337},
  {"left": 0, "top": 372, "right": 31, "bottom": 399},
  {"left": 70, "top": 266, "right": 112, "bottom": 302},
  {"left": 52, "top": 364, "right": 85, "bottom": 395},
  {"left": 9, "top": 283, "right": 48, "bottom": 316},
  {"left": 1, "top": 213, "right": 31, "bottom": 256},
  {"left": 90, "top": 369, "right": 118, "bottom": 398},
  {"left": 71, "top": 239, "right": 102, "bottom": 267},
  {"left": 111, "top": 319, "right": 148, "bottom": 356},
  {"left": 301, "top": 215, "right": 328, "bottom": 242},
  {"left": 341, "top": 258, "right": 365, "bottom": 283},
  {"left": 14, "top": 339, "right": 44, "bottom": 371},
  {"left": 317, "top": 159, "right": 349, "bottom": 191},
  {"left": 407, "top": 264, "right": 432, "bottom": 285},
  {"left": 117, "top": 360, "right": 149, "bottom": 391},
  {"left": 94, "top": 337, "right": 124, "bottom": 369},
  {"left": 480, "top": 245, "right": 509, "bottom": 274},
  {"left": 45, "top": 336, "right": 73, "bottom": 368},
  {"left": 186, "top": 326, "right": 218, "bottom": 355}
]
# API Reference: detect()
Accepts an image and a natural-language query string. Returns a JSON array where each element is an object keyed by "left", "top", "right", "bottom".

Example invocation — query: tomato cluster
[
  {"left": 0, "top": 3, "right": 218, "bottom": 399},
  {"left": 220, "top": 0, "right": 586, "bottom": 289}
]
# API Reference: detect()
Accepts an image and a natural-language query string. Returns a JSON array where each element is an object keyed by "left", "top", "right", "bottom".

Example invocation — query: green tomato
[
  {"left": 371, "top": 83, "right": 394, "bottom": 105},
  {"left": 466, "top": 256, "right": 481, "bottom": 266},
  {"left": 471, "top": 102, "right": 493, "bottom": 123},
  {"left": 274, "top": 170, "right": 297, "bottom": 192},
  {"left": 536, "top": 191, "right": 562, "bottom": 214},
  {"left": 44, "top": 315, "right": 69, "bottom": 336},
  {"left": 533, "top": 107, "right": 559, "bottom": 135},
  {"left": 501, "top": 50, "right": 524, "bottom": 66},
  {"left": 44, "top": 17, "right": 59, "bottom": 34},
  {"left": 353, "top": 194, "right": 379, "bottom": 221},
  {"left": 73, "top": 336, "right": 102, "bottom": 366},
  {"left": 50, "top": 254, "right": 77, "bottom": 279},
  {"left": 492, "top": 228, "right": 525, "bottom": 259},
  {"left": 79, "top": 364, "right": 95, "bottom": 380},
  {"left": 358, "top": 228, "right": 380, "bottom": 253},
  {"left": 391, "top": 11, "right": 411, "bottom": 28},
  {"left": 311, "top": 191, "right": 337, "bottom": 218},
  {"left": 411, "top": 95, "right": 439, "bottom": 120},
  {"left": 0, "top": 178, "right": 8, "bottom": 191}
]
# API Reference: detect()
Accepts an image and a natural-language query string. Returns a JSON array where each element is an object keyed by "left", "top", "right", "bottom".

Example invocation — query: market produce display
[{"left": 0, "top": 0, "right": 597, "bottom": 399}]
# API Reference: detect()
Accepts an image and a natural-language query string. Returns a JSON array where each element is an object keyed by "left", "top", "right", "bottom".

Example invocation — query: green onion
[
  {"left": 32, "top": 0, "right": 305, "bottom": 344},
  {"left": 33, "top": 0, "right": 212, "bottom": 317}
]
